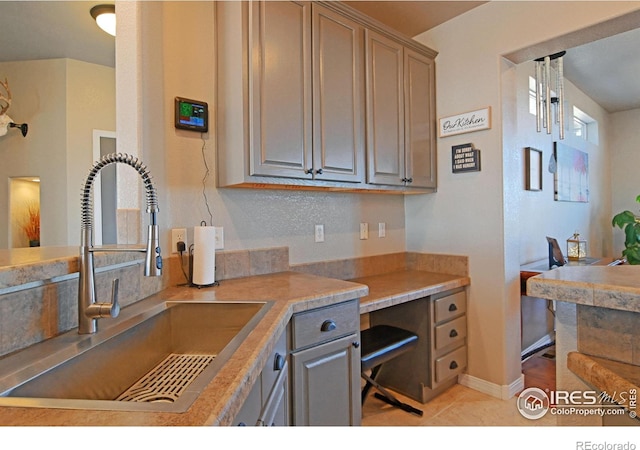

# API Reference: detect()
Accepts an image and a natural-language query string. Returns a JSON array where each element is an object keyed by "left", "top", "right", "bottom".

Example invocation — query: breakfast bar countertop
[{"left": 526, "top": 264, "right": 640, "bottom": 314}]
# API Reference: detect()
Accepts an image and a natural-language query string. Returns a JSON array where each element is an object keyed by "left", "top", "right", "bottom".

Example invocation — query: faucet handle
[
  {"left": 86, "top": 278, "right": 120, "bottom": 319},
  {"left": 109, "top": 278, "right": 120, "bottom": 318}
]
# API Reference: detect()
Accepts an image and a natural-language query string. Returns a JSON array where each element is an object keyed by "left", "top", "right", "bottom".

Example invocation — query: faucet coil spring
[{"left": 80, "top": 153, "right": 159, "bottom": 230}]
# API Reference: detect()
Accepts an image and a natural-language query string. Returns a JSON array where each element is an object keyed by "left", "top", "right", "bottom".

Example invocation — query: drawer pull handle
[
  {"left": 449, "top": 329, "right": 458, "bottom": 338},
  {"left": 321, "top": 320, "right": 337, "bottom": 332},
  {"left": 449, "top": 361, "right": 458, "bottom": 370},
  {"left": 448, "top": 304, "right": 458, "bottom": 312},
  {"left": 273, "top": 353, "right": 285, "bottom": 371},
  {"left": 352, "top": 341, "right": 360, "bottom": 348}
]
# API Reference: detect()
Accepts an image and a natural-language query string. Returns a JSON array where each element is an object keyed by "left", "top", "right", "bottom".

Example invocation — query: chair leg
[
  {"left": 361, "top": 365, "right": 381, "bottom": 404},
  {"left": 361, "top": 370, "right": 423, "bottom": 417}
]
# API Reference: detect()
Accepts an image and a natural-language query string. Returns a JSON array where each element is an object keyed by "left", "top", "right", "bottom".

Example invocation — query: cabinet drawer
[
  {"left": 434, "top": 316, "right": 466, "bottom": 350},
  {"left": 291, "top": 300, "right": 359, "bottom": 350},
  {"left": 434, "top": 291, "right": 466, "bottom": 323},
  {"left": 434, "top": 345, "right": 466, "bottom": 383}
]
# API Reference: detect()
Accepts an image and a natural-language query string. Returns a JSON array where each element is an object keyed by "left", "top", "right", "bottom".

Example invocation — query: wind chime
[{"left": 534, "top": 51, "right": 566, "bottom": 140}]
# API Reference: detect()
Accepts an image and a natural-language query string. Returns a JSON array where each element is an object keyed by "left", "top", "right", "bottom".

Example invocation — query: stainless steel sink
[{"left": 0, "top": 300, "right": 271, "bottom": 412}]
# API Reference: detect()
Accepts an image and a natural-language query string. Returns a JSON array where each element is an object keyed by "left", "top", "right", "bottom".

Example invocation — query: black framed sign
[{"left": 451, "top": 143, "right": 481, "bottom": 173}]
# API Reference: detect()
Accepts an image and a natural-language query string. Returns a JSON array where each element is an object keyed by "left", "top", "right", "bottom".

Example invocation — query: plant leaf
[{"left": 613, "top": 210, "right": 637, "bottom": 228}]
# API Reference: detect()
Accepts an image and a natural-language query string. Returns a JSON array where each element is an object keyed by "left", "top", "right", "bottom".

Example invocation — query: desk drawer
[
  {"left": 434, "top": 316, "right": 466, "bottom": 350},
  {"left": 434, "top": 345, "right": 466, "bottom": 383},
  {"left": 291, "top": 300, "right": 359, "bottom": 350},
  {"left": 434, "top": 291, "right": 466, "bottom": 323}
]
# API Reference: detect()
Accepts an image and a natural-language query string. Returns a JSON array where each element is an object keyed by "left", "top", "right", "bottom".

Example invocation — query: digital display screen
[{"left": 175, "top": 97, "right": 208, "bottom": 132}]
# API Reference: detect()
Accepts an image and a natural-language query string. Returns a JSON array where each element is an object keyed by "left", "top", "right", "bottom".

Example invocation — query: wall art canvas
[{"left": 553, "top": 142, "right": 589, "bottom": 202}]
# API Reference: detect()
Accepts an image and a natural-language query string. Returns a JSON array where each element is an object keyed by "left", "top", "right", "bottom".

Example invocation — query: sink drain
[{"left": 117, "top": 354, "right": 215, "bottom": 403}]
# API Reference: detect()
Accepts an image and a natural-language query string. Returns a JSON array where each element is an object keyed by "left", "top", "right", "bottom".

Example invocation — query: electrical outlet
[
  {"left": 378, "top": 222, "right": 386, "bottom": 238},
  {"left": 315, "top": 224, "right": 325, "bottom": 243},
  {"left": 171, "top": 228, "right": 187, "bottom": 253},
  {"left": 214, "top": 227, "right": 224, "bottom": 250},
  {"left": 360, "top": 223, "right": 368, "bottom": 240}
]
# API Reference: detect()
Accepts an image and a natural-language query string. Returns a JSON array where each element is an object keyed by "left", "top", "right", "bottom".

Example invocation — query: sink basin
[{"left": 0, "top": 300, "right": 271, "bottom": 412}]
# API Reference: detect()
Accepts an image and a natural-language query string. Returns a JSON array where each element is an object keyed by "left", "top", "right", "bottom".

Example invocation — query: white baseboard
[
  {"left": 458, "top": 373, "right": 525, "bottom": 400},
  {"left": 521, "top": 333, "right": 554, "bottom": 358}
]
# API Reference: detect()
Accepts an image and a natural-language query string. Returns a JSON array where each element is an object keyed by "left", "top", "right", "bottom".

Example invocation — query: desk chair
[{"left": 360, "top": 324, "right": 423, "bottom": 416}]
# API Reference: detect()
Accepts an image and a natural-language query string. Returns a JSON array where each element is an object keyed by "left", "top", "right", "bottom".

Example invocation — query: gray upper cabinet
[
  {"left": 249, "top": 1, "right": 313, "bottom": 180},
  {"left": 404, "top": 48, "right": 437, "bottom": 189},
  {"left": 312, "top": 4, "right": 365, "bottom": 183},
  {"left": 365, "top": 30, "right": 405, "bottom": 186},
  {"left": 216, "top": 0, "right": 437, "bottom": 193},
  {"left": 365, "top": 30, "right": 437, "bottom": 189}
]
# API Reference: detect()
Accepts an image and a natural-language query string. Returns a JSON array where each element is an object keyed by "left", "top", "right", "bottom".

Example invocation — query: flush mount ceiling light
[{"left": 90, "top": 4, "right": 116, "bottom": 37}]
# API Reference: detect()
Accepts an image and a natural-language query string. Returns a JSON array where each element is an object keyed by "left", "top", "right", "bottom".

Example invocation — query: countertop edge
[{"left": 567, "top": 351, "right": 640, "bottom": 415}]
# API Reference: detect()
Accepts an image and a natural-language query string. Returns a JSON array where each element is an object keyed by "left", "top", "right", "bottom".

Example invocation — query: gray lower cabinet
[
  {"left": 290, "top": 299, "right": 362, "bottom": 426},
  {"left": 370, "top": 288, "right": 467, "bottom": 403},
  {"left": 233, "top": 329, "right": 290, "bottom": 426},
  {"left": 233, "top": 299, "right": 361, "bottom": 426}
]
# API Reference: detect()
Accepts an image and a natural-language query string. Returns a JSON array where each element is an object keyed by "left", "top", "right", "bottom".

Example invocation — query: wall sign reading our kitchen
[
  {"left": 452, "top": 143, "right": 481, "bottom": 173},
  {"left": 439, "top": 107, "right": 491, "bottom": 138}
]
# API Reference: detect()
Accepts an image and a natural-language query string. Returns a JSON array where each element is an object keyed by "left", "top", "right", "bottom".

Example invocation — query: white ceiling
[{"left": 0, "top": 1, "right": 638, "bottom": 113}]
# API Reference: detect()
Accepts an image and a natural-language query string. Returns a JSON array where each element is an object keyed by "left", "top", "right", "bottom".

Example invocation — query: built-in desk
[{"left": 349, "top": 270, "right": 470, "bottom": 403}]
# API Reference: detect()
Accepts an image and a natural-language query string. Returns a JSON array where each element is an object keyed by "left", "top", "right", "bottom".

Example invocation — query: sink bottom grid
[{"left": 116, "top": 353, "right": 215, "bottom": 403}]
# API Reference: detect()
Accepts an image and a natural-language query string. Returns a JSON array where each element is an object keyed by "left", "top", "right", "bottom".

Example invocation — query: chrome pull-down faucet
[{"left": 78, "top": 153, "right": 162, "bottom": 334}]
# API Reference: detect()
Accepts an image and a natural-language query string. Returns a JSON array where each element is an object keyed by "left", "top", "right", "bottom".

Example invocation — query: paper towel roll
[{"left": 193, "top": 226, "right": 216, "bottom": 286}]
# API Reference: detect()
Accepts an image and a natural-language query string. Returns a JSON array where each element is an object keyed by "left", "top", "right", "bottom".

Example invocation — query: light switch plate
[
  {"left": 360, "top": 223, "right": 368, "bottom": 240},
  {"left": 315, "top": 224, "right": 325, "bottom": 243},
  {"left": 214, "top": 227, "right": 224, "bottom": 250}
]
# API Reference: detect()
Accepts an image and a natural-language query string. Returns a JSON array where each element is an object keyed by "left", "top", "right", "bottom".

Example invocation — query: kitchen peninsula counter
[{"left": 527, "top": 265, "right": 640, "bottom": 425}]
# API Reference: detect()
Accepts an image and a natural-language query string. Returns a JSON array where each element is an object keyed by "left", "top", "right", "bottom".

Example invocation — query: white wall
[
  {"left": 0, "top": 59, "right": 67, "bottom": 248},
  {"left": 409, "top": 1, "right": 639, "bottom": 391},
  {"left": 610, "top": 108, "right": 640, "bottom": 257},
  {"left": 130, "top": 2, "right": 407, "bottom": 264},
  {"left": 513, "top": 61, "right": 612, "bottom": 264},
  {"left": 0, "top": 59, "right": 115, "bottom": 248}
]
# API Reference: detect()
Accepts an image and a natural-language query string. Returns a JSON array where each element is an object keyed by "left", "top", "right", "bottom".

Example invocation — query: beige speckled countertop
[
  {"left": 0, "top": 268, "right": 469, "bottom": 426},
  {"left": 0, "top": 271, "right": 367, "bottom": 426},
  {"left": 350, "top": 270, "right": 470, "bottom": 314},
  {"left": 526, "top": 265, "right": 640, "bottom": 313}
]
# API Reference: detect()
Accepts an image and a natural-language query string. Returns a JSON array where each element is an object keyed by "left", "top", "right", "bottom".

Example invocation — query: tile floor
[
  {"left": 361, "top": 383, "right": 557, "bottom": 426},
  {"left": 362, "top": 347, "right": 557, "bottom": 426}
]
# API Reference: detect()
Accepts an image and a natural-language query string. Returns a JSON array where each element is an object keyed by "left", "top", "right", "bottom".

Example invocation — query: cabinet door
[
  {"left": 312, "top": 5, "right": 364, "bottom": 183},
  {"left": 291, "top": 334, "right": 361, "bottom": 426},
  {"left": 404, "top": 48, "right": 436, "bottom": 189},
  {"left": 365, "top": 29, "right": 405, "bottom": 186},
  {"left": 250, "top": 1, "right": 313, "bottom": 179}
]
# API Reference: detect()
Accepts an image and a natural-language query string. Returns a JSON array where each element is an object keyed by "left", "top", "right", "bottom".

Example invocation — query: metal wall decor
[{"left": 534, "top": 51, "right": 565, "bottom": 140}]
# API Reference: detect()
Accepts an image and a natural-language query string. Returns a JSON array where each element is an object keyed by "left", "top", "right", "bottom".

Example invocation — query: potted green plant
[{"left": 612, "top": 194, "right": 640, "bottom": 264}]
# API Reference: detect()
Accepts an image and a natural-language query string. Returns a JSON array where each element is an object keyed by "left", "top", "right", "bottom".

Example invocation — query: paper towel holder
[{"left": 188, "top": 243, "right": 219, "bottom": 288}]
